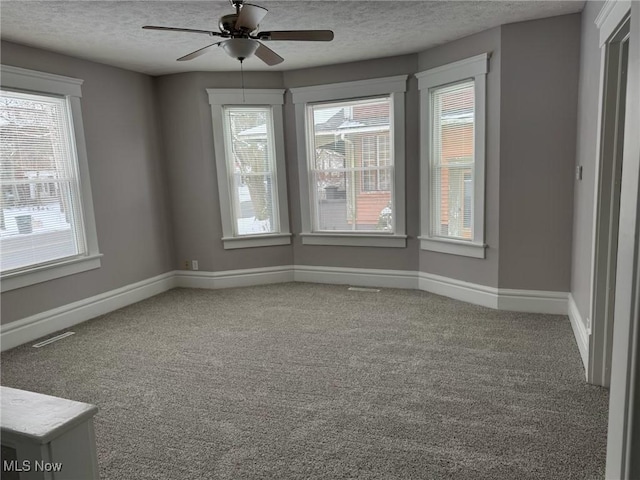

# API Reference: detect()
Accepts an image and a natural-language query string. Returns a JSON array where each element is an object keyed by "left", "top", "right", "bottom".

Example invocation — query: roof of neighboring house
[
  {"left": 237, "top": 124, "right": 267, "bottom": 138},
  {"left": 314, "top": 108, "right": 389, "bottom": 134}
]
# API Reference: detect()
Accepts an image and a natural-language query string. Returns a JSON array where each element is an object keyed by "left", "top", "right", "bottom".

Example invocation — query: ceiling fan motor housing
[{"left": 219, "top": 14, "right": 239, "bottom": 34}]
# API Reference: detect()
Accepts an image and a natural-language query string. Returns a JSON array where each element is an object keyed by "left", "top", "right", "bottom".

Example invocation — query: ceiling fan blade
[
  {"left": 177, "top": 42, "right": 222, "bottom": 61},
  {"left": 235, "top": 4, "right": 268, "bottom": 32},
  {"left": 257, "top": 30, "right": 334, "bottom": 41},
  {"left": 255, "top": 43, "right": 284, "bottom": 66},
  {"left": 143, "top": 26, "right": 221, "bottom": 36}
]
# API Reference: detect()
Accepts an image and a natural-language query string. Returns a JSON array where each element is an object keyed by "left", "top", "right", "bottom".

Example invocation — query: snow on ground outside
[
  {"left": 236, "top": 184, "right": 272, "bottom": 235},
  {"left": 0, "top": 203, "right": 77, "bottom": 271},
  {"left": 1, "top": 203, "right": 71, "bottom": 237}
]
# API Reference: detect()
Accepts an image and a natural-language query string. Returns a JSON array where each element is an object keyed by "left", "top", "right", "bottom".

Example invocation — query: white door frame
[
  {"left": 605, "top": 0, "right": 640, "bottom": 478},
  {"left": 589, "top": 4, "right": 631, "bottom": 387}
]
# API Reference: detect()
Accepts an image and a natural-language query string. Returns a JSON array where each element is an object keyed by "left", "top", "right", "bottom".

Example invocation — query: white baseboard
[
  {"left": 497, "top": 288, "right": 569, "bottom": 315},
  {"left": 568, "top": 293, "right": 589, "bottom": 373},
  {"left": 0, "top": 272, "right": 176, "bottom": 352},
  {"left": 418, "top": 272, "right": 498, "bottom": 308},
  {"left": 175, "top": 265, "right": 294, "bottom": 289},
  {"left": 1, "top": 265, "right": 571, "bottom": 352},
  {"left": 295, "top": 267, "right": 568, "bottom": 314},
  {"left": 294, "top": 265, "right": 418, "bottom": 290}
]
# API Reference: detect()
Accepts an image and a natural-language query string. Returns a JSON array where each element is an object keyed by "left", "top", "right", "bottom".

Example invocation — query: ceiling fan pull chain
[{"left": 240, "top": 59, "right": 245, "bottom": 104}]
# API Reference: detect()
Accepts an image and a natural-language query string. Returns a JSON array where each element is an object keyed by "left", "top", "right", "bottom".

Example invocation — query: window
[
  {"left": 417, "top": 54, "right": 489, "bottom": 258},
  {"left": 291, "top": 75, "right": 407, "bottom": 247},
  {"left": 207, "top": 89, "right": 290, "bottom": 249},
  {"left": 308, "top": 98, "right": 393, "bottom": 232},
  {"left": 222, "top": 106, "right": 279, "bottom": 236},
  {"left": 0, "top": 65, "right": 100, "bottom": 292},
  {"left": 430, "top": 81, "right": 475, "bottom": 239}
]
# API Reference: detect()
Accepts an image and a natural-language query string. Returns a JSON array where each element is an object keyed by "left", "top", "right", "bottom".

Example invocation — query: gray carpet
[{"left": 1, "top": 283, "right": 609, "bottom": 479}]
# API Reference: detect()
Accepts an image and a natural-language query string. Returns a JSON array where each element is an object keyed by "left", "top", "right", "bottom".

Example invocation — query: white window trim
[
  {"left": 207, "top": 89, "right": 291, "bottom": 250},
  {"left": 299, "top": 233, "right": 407, "bottom": 248},
  {"left": 0, "top": 65, "right": 101, "bottom": 292},
  {"left": 416, "top": 53, "right": 489, "bottom": 259},
  {"left": 290, "top": 75, "right": 407, "bottom": 248},
  {"left": 221, "top": 233, "right": 292, "bottom": 250}
]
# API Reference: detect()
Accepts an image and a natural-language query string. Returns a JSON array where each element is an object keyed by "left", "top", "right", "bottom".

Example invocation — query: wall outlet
[
  {"left": 184, "top": 260, "right": 190, "bottom": 270},
  {"left": 191, "top": 260, "right": 199, "bottom": 271}
]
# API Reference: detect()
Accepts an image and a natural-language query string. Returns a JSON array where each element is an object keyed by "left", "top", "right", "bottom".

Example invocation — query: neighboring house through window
[
  {"left": 362, "top": 133, "right": 391, "bottom": 193},
  {"left": 417, "top": 54, "right": 489, "bottom": 258},
  {"left": 0, "top": 65, "right": 101, "bottom": 292},
  {"left": 207, "top": 89, "right": 291, "bottom": 249},
  {"left": 291, "top": 75, "right": 407, "bottom": 247}
]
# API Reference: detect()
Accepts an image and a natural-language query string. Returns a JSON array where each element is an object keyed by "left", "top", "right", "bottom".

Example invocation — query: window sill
[
  {"left": 222, "top": 233, "right": 292, "bottom": 250},
  {"left": 301, "top": 233, "right": 407, "bottom": 248},
  {"left": 419, "top": 237, "right": 486, "bottom": 258},
  {"left": 1, "top": 254, "right": 103, "bottom": 292}
]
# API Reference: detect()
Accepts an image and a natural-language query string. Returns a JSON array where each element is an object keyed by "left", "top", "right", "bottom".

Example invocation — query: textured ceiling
[{"left": 1, "top": 1, "right": 584, "bottom": 76}]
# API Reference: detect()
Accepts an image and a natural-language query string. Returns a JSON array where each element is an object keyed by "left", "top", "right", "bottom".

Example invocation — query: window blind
[
  {"left": 430, "top": 80, "right": 475, "bottom": 240},
  {"left": 222, "top": 106, "right": 279, "bottom": 236},
  {"left": 307, "top": 97, "right": 394, "bottom": 232},
  {"left": 0, "top": 89, "right": 86, "bottom": 273}
]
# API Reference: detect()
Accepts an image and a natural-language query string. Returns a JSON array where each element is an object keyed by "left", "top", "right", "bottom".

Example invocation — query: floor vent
[
  {"left": 348, "top": 287, "right": 381, "bottom": 293},
  {"left": 32, "top": 332, "right": 75, "bottom": 348}
]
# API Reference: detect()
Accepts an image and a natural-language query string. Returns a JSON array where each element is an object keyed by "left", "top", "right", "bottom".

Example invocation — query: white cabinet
[{"left": 1, "top": 387, "right": 99, "bottom": 479}]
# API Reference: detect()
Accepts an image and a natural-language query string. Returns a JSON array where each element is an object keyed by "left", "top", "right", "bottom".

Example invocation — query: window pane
[
  {"left": 0, "top": 90, "right": 86, "bottom": 272},
  {"left": 223, "top": 107, "right": 279, "bottom": 236},
  {"left": 430, "top": 81, "right": 474, "bottom": 240},
  {"left": 308, "top": 97, "right": 394, "bottom": 233}
]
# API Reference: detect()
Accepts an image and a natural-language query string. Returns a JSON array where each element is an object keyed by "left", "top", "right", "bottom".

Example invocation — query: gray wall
[
  {"left": 283, "top": 54, "right": 420, "bottom": 271},
  {"left": 571, "top": 1, "right": 605, "bottom": 323},
  {"left": 155, "top": 71, "right": 294, "bottom": 272},
  {"left": 417, "top": 27, "right": 502, "bottom": 287},
  {"left": 498, "top": 14, "right": 581, "bottom": 291},
  {"left": 0, "top": 41, "right": 174, "bottom": 324}
]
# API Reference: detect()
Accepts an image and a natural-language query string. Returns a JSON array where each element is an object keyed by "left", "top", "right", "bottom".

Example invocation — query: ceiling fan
[{"left": 143, "top": 0, "right": 334, "bottom": 66}]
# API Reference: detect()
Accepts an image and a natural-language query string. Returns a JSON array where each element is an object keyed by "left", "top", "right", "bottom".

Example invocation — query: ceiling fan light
[{"left": 221, "top": 38, "right": 259, "bottom": 60}]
